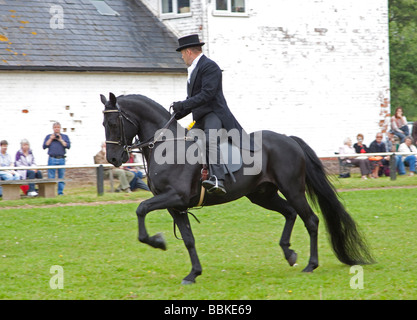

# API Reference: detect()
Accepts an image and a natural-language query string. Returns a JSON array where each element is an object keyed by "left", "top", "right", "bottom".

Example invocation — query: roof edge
[{"left": 0, "top": 65, "right": 187, "bottom": 73}]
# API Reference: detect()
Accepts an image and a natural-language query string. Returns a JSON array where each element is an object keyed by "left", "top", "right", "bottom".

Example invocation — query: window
[
  {"left": 90, "top": 0, "right": 120, "bottom": 16},
  {"left": 161, "top": 0, "right": 191, "bottom": 17},
  {"left": 214, "top": 0, "right": 246, "bottom": 15}
]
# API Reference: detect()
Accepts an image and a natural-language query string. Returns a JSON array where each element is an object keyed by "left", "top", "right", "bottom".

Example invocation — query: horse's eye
[{"left": 106, "top": 120, "right": 117, "bottom": 128}]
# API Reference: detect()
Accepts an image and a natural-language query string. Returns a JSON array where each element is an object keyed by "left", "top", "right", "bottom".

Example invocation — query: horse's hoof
[
  {"left": 302, "top": 263, "right": 318, "bottom": 273},
  {"left": 152, "top": 233, "right": 167, "bottom": 251},
  {"left": 181, "top": 279, "right": 195, "bottom": 285},
  {"left": 288, "top": 252, "right": 298, "bottom": 267}
]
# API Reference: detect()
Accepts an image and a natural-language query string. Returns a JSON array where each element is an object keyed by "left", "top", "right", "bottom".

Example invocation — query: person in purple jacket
[{"left": 42, "top": 122, "right": 71, "bottom": 195}]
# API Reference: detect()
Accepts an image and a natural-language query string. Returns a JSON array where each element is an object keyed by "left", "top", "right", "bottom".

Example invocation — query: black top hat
[{"left": 176, "top": 34, "right": 205, "bottom": 52}]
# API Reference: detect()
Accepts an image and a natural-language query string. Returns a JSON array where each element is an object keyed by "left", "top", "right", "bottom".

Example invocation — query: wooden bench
[{"left": 0, "top": 179, "right": 67, "bottom": 200}]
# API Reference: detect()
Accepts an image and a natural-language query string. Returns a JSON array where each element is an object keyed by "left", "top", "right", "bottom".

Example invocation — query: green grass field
[{"left": 0, "top": 176, "right": 416, "bottom": 300}]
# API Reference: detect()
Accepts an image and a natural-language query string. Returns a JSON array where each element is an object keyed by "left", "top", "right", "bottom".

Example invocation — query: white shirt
[
  {"left": 187, "top": 53, "right": 204, "bottom": 83},
  {"left": 398, "top": 142, "right": 417, "bottom": 159},
  {"left": 339, "top": 144, "right": 355, "bottom": 160}
]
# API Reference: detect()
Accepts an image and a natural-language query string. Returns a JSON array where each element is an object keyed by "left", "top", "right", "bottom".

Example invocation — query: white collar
[{"left": 187, "top": 53, "right": 204, "bottom": 83}]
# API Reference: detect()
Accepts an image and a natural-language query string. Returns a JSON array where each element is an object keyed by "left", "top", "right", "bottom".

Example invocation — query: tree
[{"left": 389, "top": 0, "right": 417, "bottom": 120}]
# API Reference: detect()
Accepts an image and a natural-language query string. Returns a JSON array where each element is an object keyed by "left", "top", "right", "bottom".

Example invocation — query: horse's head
[{"left": 100, "top": 92, "right": 133, "bottom": 167}]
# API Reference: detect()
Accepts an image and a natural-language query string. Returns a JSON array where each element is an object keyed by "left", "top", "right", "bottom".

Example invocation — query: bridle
[
  {"left": 102, "top": 104, "right": 138, "bottom": 153},
  {"left": 102, "top": 104, "right": 179, "bottom": 153}
]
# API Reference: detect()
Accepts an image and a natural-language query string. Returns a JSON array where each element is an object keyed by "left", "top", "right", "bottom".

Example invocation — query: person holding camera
[{"left": 42, "top": 122, "right": 71, "bottom": 195}]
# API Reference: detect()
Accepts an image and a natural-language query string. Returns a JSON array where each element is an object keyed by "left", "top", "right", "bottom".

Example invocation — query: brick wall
[
  {"left": 64, "top": 158, "right": 344, "bottom": 187},
  {"left": 62, "top": 158, "right": 343, "bottom": 187}
]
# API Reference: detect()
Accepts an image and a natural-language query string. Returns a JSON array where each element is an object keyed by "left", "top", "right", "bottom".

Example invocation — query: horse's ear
[
  {"left": 100, "top": 94, "right": 107, "bottom": 105},
  {"left": 109, "top": 92, "right": 117, "bottom": 107}
]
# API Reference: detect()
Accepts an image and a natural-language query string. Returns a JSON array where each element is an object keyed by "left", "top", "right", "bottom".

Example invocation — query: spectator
[
  {"left": 124, "top": 153, "right": 150, "bottom": 192},
  {"left": 339, "top": 138, "right": 372, "bottom": 179},
  {"left": 43, "top": 122, "right": 71, "bottom": 195},
  {"left": 353, "top": 133, "right": 369, "bottom": 154},
  {"left": 94, "top": 142, "right": 135, "bottom": 193},
  {"left": 385, "top": 131, "right": 397, "bottom": 153},
  {"left": 0, "top": 140, "right": 21, "bottom": 197},
  {"left": 15, "top": 139, "right": 43, "bottom": 197},
  {"left": 368, "top": 133, "right": 389, "bottom": 178},
  {"left": 412, "top": 121, "right": 417, "bottom": 147},
  {"left": 396, "top": 136, "right": 417, "bottom": 176},
  {"left": 391, "top": 107, "right": 409, "bottom": 143}
]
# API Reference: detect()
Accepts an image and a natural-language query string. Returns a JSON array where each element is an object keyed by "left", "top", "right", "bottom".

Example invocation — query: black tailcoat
[{"left": 178, "top": 55, "right": 243, "bottom": 133}]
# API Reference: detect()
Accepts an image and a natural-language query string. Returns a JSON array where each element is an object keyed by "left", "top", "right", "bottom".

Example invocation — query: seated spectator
[
  {"left": 15, "top": 139, "right": 43, "bottom": 197},
  {"left": 396, "top": 136, "right": 417, "bottom": 176},
  {"left": 94, "top": 142, "right": 135, "bottom": 193},
  {"left": 368, "top": 133, "right": 389, "bottom": 178},
  {"left": 353, "top": 133, "right": 369, "bottom": 154},
  {"left": 124, "top": 153, "right": 150, "bottom": 192},
  {"left": 0, "top": 140, "right": 21, "bottom": 197},
  {"left": 391, "top": 107, "right": 409, "bottom": 143},
  {"left": 339, "top": 138, "right": 372, "bottom": 179},
  {"left": 385, "top": 131, "right": 397, "bottom": 153}
]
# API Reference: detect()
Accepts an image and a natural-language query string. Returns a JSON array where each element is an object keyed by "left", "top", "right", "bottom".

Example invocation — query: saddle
[
  {"left": 189, "top": 129, "right": 243, "bottom": 182},
  {"left": 187, "top": 129, "right": 260, "bottom": 206},
  {"left": 193, "top": 136, "right": 242, "bottom": 207}
]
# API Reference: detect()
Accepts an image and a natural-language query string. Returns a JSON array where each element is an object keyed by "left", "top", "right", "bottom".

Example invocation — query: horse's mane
[{"left": 118, "top": 94, "right": 171, "bottom": 120}]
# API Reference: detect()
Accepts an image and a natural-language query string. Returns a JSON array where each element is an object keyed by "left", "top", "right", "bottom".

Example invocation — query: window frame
[
  {"left": 160, "top": 0, "right": 192, "bottom": 19},
  {"left": 213, "top": 0, "right": 248, "bottom": 17}
]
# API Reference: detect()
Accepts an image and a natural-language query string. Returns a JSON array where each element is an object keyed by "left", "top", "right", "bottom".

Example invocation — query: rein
[{"left": 130, "top": 112, "right": 179, "bottom": 151}]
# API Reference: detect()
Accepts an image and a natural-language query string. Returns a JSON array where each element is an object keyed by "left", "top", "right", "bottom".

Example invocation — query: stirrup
[
  {"left": 210, "top": 175, "right": 219, "bottom": 188},
  {"left": 201, "top": 175, "right": 218, "bottom": 188},
  {"left": 202, "top": 175, "right": 226, "bottom": 195}
]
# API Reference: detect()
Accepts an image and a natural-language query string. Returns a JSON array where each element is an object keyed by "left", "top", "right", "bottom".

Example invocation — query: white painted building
[
  {"left": 0, "top": 72, "right": 186, "bottom": 165},
  {"left": 0, "top": 0, "right": 187, "bottom": 165},
  {"left": 145, "top": 0, "right": 391, "bottom": 155},
  {"left": 0, "top": 0, "right": 390, "bottom": 166}
]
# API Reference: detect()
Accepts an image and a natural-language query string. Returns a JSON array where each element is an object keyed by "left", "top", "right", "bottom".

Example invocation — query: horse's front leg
[
  {"left": 136, "top": 192, "right": 183, "bottom": 250},
  {"left": 169, "top": 209, "right": 202, "bottom": 284}
]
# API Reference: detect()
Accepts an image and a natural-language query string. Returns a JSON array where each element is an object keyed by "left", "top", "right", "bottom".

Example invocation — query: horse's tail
[{"left": 290, "top": 136, "right": 375, "bottom": 265}]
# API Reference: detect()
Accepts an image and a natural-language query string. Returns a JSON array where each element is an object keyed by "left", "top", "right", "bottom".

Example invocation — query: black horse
[{"left": 100, "top": 92, "right": 374, "bottom": 284}]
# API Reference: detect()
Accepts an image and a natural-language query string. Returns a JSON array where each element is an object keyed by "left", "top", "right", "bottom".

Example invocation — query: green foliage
[{"left": 389, "top": 0, "right": 417, "bottom": 120}]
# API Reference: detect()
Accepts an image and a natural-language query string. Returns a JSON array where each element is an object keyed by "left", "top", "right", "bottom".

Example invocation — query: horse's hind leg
[
  {"left": 247, "top": 191, "right": 298, "bottom": 267},
  {"left": 285, "top": 193, "right": 319, "bottom": 273},
  {"left": 169, "top": 209, "right": 202, "bottom": 285}
]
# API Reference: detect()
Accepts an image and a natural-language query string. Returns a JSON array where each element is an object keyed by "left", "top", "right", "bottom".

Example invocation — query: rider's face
[{"left": 181, "top": 49, "right": 193, "bottom": 67}]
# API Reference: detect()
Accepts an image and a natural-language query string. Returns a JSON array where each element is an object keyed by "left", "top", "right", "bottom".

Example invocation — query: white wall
[
  {"left": 206, "top": 0, "right": 390, "bottom": 155},
  {"left": 1, "top": 0, "right": 390, "bottom": 165},
  {"left": 148, "top": 0, "right": 390, "bottom": 155},
  {"left": 0, "top": 71, "right": 187, "bottom": 165}
]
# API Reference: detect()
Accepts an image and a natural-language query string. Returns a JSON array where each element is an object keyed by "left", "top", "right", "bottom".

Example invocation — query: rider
[{"left": 172, "top": 34, "right": 244, "bottom": 195}]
